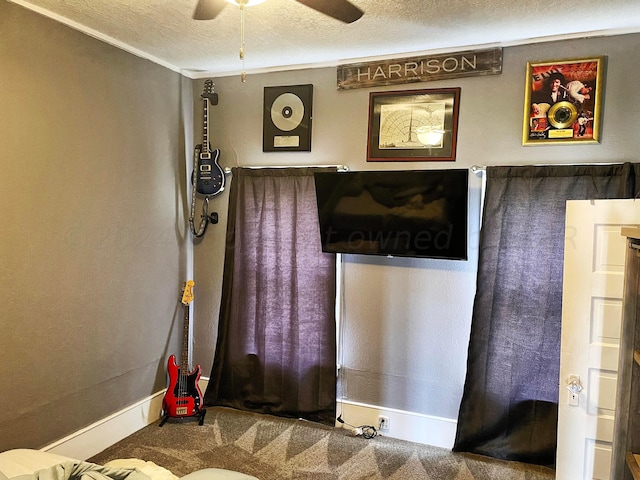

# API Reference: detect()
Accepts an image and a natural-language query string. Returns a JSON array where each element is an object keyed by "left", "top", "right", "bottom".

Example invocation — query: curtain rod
[
  {"left": 224, "top": 165, "right": 349, "bottom": 174},
  {"left": 470, "top": 162, "right": 630, "bottom": 176}
]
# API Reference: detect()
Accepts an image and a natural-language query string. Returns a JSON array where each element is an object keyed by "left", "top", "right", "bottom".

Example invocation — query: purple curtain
[
  {"left": 204, "top": 167, "right": 337, "bottom": 425},
  {"left": 453, "top": 163, "right": 640, "bottom": 466}
]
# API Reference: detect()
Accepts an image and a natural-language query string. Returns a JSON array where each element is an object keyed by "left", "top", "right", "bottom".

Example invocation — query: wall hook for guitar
[{"left": 189, "top": 79, "right": 226, "bottom": 238}]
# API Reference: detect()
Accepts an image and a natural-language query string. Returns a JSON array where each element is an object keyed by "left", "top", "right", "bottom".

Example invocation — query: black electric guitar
[
  {"left": 195, "top": 80, "right": 225, "bottom": 196},
  {"left": 160, "top": 281, "right": 206, "bottom": 426}
]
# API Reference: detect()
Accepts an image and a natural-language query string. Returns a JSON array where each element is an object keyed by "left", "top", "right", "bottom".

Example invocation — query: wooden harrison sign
[{"left": 337, "top": 47, "right": 502, "bottom": 90}]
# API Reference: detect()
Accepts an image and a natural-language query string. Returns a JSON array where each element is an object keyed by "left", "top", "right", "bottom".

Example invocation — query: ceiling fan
[{"left": 193, "top": 0, "right": 364, "bottom": 24}]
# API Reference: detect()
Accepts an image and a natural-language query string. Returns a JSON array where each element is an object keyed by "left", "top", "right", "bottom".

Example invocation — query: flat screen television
[{"left": 313, "top": 169, "right": 468, "bottom": 260}]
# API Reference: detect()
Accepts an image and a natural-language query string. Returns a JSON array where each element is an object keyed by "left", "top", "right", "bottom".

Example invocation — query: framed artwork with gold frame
[{"left": 522, "top": 56, "right": 605, "bottom": 146}]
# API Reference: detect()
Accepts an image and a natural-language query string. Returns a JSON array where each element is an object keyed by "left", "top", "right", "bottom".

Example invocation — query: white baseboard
[
  {"left": 41, "top": 378, "right": 212, "bottom": 460},
  {"left": 39, "top": 378, "right": 455, "bottom": 459},
  {"left": 41, "top": 390, "right": 166, "bottom": 460},
  {"left": 337, "top": 400, "right": 457, "bottom": 449}
]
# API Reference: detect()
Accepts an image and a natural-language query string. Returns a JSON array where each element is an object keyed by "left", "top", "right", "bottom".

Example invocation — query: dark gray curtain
[
  {"left": 453, "top": 163, "right": 640, "bottom": 466},
  {"left": 204, "top": 167, "right": 337, "bottom": 425}
]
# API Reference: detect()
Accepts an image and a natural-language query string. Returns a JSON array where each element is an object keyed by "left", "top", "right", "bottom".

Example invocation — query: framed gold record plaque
[
  {"left": 523, "top": 56, "right": 605, "bottom": 145},
  {"left": 263, "top": 84, "right": 313, "bottom": 152}
]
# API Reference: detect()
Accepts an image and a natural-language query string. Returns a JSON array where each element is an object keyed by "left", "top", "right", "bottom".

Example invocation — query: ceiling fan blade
[
  {"left": 295, "top": 0, "right": 364, "bottom": 23},
  {"left": 193, "top": 0, "right": 227, "bottom": 20}
]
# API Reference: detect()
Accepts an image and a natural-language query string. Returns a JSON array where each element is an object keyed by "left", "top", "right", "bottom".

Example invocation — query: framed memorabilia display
[
  {"left": 367, "top": 88, "right": 460, "bottom": 162},
  {"left": 522, "top": 56, "right": 605, "bottom": 145},
  {"left": 263, "top": 84, "right": 313, "bottom": 152}
]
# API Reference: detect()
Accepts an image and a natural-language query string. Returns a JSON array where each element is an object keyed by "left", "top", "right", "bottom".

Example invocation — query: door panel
[{"left": 557, "top": 199, "right": 640, "bottom": 480}]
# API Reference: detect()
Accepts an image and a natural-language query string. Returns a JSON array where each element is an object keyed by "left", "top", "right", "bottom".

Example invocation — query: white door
[{"left": 557, "top": 199, "right": 640, "bottom": 480}]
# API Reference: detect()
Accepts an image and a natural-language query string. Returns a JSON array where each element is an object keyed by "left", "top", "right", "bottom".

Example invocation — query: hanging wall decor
[
  {"left": 367, "top": 88, "right": 460, "bottom": 162},
  {"left": 263, "top": 84, "right": 313, "bottom": 152},
  {"left": 338, "top": 47, "right": 502, "bottom": 90},
  {"left": 522, "top": 56, "right": 605, "bottom": 145}
]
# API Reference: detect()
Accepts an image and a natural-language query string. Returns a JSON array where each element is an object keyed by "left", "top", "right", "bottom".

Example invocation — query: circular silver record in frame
[{"left": 270, "top": 92, "right": 305, "bottom": 132}]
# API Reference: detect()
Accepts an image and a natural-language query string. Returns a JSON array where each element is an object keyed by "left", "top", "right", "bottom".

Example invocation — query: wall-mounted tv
[{"left": 313, "top": 169, "right": 468, "bottom": 260}]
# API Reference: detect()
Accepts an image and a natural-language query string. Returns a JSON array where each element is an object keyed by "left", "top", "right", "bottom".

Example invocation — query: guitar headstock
[
  {"left": 181, "top": 280, "right": 195, "bottom": 306},
  {"left": 201, "top": 79, "right": 218, "bottom": 105}
]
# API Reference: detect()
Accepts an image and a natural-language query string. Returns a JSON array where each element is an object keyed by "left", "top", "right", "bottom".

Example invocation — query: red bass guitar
[{"left": 160, "top": 280, "right": 206, "bottom": 426}]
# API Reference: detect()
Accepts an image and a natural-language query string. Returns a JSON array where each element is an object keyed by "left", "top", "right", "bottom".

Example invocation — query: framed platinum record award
[{"left": 263, "top": 84, "right": 313, "bottom": 152}]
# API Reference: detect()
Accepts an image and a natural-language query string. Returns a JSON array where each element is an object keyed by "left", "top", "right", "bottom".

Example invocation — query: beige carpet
[{"left": 89, "top": 407, "right": 555, "bottom": 480}]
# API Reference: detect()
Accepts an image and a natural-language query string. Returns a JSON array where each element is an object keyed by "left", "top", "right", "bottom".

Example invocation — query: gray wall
[
  {"left": 193, "top": 33, "right": 640, "bottom": 421},
  {"left": 0, "top": 2, "right": 188, "bottom": 449}
]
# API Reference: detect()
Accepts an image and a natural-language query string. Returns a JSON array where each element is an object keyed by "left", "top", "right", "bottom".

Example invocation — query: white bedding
[
  {"left": 102, "top": 460, "right": 176, "bottom": 480},
  {"left": 0, "top": 450, "right": 257, "bottom": 480},
  {"left": 0, "top": 450, "right": 78, "bottom": 479},
  {"left": 0, "top": 451, "right": 177, "bottom": 480}
]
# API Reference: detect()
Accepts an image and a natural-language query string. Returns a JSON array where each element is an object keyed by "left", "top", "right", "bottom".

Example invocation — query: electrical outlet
[{"left": 378, "top": 415, "right": 390, "bottom": 431}]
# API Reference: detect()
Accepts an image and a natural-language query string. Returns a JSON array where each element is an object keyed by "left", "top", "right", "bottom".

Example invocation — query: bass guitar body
[{"left": 162, "top": 354, "right": 203, "bottom": 418}]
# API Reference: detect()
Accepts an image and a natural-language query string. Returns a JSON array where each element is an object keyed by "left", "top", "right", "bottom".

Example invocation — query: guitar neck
[
  {"left": 202, "top": 97, "right": 210, "bottom": 154},
  {"left": 180, "top": 302, "right": 191, "bottom": 374}
]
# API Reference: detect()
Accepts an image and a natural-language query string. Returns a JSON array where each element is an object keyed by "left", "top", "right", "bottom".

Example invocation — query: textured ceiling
[{"left": 7, "top": 0, "right": 640, "bottom": 78}]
